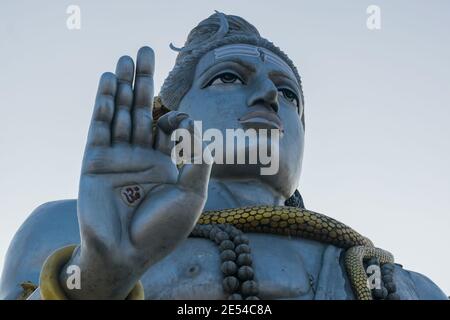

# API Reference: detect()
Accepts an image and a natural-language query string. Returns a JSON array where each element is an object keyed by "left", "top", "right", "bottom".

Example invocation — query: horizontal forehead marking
[
  {"left": 214, "top": 44, "right": 298, "bottom": 85},
  {"left": 214, "top": 44, "right": 260, "bottom": 60}
]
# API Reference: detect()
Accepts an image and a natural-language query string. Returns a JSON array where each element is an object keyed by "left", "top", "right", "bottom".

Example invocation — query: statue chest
[{"left": 140, "top": 234, "right": 332, "bottom": 300}]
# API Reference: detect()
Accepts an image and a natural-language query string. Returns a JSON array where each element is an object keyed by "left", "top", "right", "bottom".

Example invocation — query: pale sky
[{"left": 0, "top": 0, "right": 449, "bottom": 295}]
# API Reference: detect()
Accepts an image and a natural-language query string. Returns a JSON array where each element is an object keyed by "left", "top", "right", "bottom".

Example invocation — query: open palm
[{"left": 74, "top": 47, "right": 211, "bottom": 299}]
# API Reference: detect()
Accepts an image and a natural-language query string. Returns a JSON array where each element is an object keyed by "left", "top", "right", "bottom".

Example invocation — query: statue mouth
[{"left": 238, "top": 110, "right": 284, "bottom": 132}]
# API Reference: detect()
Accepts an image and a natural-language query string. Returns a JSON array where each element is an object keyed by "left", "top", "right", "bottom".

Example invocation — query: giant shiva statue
[{"left": 0, "top": 12, "right": 447, "bottom": 300}]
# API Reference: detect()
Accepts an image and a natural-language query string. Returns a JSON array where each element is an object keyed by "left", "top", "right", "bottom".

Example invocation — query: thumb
[{"left": 176, "top": 118, "right": 212, "bottom": 196}]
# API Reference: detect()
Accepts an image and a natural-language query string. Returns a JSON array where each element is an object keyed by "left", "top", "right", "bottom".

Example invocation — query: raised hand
[{"left": 65, "top": 47, "right": 211, "bottom": 299}]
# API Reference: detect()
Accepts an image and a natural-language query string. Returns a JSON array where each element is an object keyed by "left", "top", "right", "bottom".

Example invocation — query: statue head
[{"left": 160, "top": 12, "right": 305, "bottom": 199}]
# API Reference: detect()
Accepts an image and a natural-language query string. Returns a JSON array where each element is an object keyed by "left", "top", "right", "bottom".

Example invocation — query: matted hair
[{"left": 160, "top": 11, "right": 305, "bottom": 125}]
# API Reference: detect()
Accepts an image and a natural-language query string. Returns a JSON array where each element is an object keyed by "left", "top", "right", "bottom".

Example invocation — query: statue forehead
[{"left": 194, "top": 44, "right": 299, "bottom": 86}]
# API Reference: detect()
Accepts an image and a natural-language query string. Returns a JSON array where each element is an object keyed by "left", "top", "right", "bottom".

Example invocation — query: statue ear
[{"left": 284, "top": 190, "right": 305, "bottom": 209}]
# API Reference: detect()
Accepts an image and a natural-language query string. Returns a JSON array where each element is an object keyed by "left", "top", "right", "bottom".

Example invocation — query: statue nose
[{"left": 247, "top": 79, "right": 279, "bottom": 113}]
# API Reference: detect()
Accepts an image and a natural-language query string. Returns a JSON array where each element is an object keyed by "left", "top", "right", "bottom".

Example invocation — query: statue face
[{"left": 177, "top": 44, "right": 304, "bottom": 197}]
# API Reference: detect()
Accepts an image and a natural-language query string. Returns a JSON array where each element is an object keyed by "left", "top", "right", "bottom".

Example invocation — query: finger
[
  {"left": 176, "top": 118, "right": 212, "bottom": 196},
  {"left": 87, "top": 72, "right": 117, "bottom": 147},
  {"left": 154, "top": 111, "right": 189, "bottom": 157},
  {"left": 112, "top": 56, "right": 134, "bottom": 144},
  {"left": 116, "top": 55, "right": 135, "bottom": 84},
  {"left": 132, "top": 46, "right": 155, "bottom": 147}
]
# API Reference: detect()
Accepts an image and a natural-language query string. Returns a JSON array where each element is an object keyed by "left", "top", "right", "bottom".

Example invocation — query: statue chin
[
  {"left": 199, "top": 126, "right": 303, "bottom": 198},
  {"left": 210, "top": 159, "right": 301, "bottom": 199},
  {"left": 211, "top": 149, "right": 301, "bottom": 199}
]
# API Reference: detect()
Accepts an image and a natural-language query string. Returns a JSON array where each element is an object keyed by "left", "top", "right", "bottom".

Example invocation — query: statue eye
[
  {"left": 279, "top": 88, "right": 299, "bottom": 107},
  {"left": 207, "top": 72, "right": 244, "bottom": 86}
]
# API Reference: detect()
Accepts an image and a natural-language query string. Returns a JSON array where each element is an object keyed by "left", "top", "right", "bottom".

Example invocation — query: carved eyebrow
[
  {"left": 198, "top": 58, "right": 256, "bottom": 79},
  {"left": 269, "top": 70, "right": 300, "bottom": 90}
]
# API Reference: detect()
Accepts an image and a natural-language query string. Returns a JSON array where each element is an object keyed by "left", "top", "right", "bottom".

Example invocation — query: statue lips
[{"left": 238, "top": 109, "right": 284, "bottom": 132}]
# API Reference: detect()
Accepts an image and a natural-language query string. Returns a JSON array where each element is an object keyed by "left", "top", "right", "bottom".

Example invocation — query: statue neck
[{"left": 204, "top": 178, "right": 286, "bottom": 211}]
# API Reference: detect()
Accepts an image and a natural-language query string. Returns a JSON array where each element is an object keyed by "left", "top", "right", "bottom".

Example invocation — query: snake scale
[{"left": 196, "top": 205, "right": 394, "bottom": 300}]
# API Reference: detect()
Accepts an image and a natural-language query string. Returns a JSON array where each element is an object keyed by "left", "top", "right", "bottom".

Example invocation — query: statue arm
[
  {"left": 0, "top": 200, "right": 80, "bottom": 300},
  {"left": 393, "top": 265, "right": 448, "bottom": 300}
]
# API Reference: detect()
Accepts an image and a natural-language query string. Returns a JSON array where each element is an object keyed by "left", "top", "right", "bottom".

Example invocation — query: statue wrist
[{"left": 39, "top": 245, "right": 144, "bottom": 300}]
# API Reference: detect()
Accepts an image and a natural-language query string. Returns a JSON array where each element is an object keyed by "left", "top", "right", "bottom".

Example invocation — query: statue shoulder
[
  {"left": 0, "top": 200, "right": 80, "bottom": 299},
  {"left": 393, "top": 265, "right": 448, "bottom": 300}
]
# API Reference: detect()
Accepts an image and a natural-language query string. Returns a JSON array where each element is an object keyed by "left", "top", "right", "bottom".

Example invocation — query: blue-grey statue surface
[{"left": 0, "top": 12, "right": 447, "bottom": 300}]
